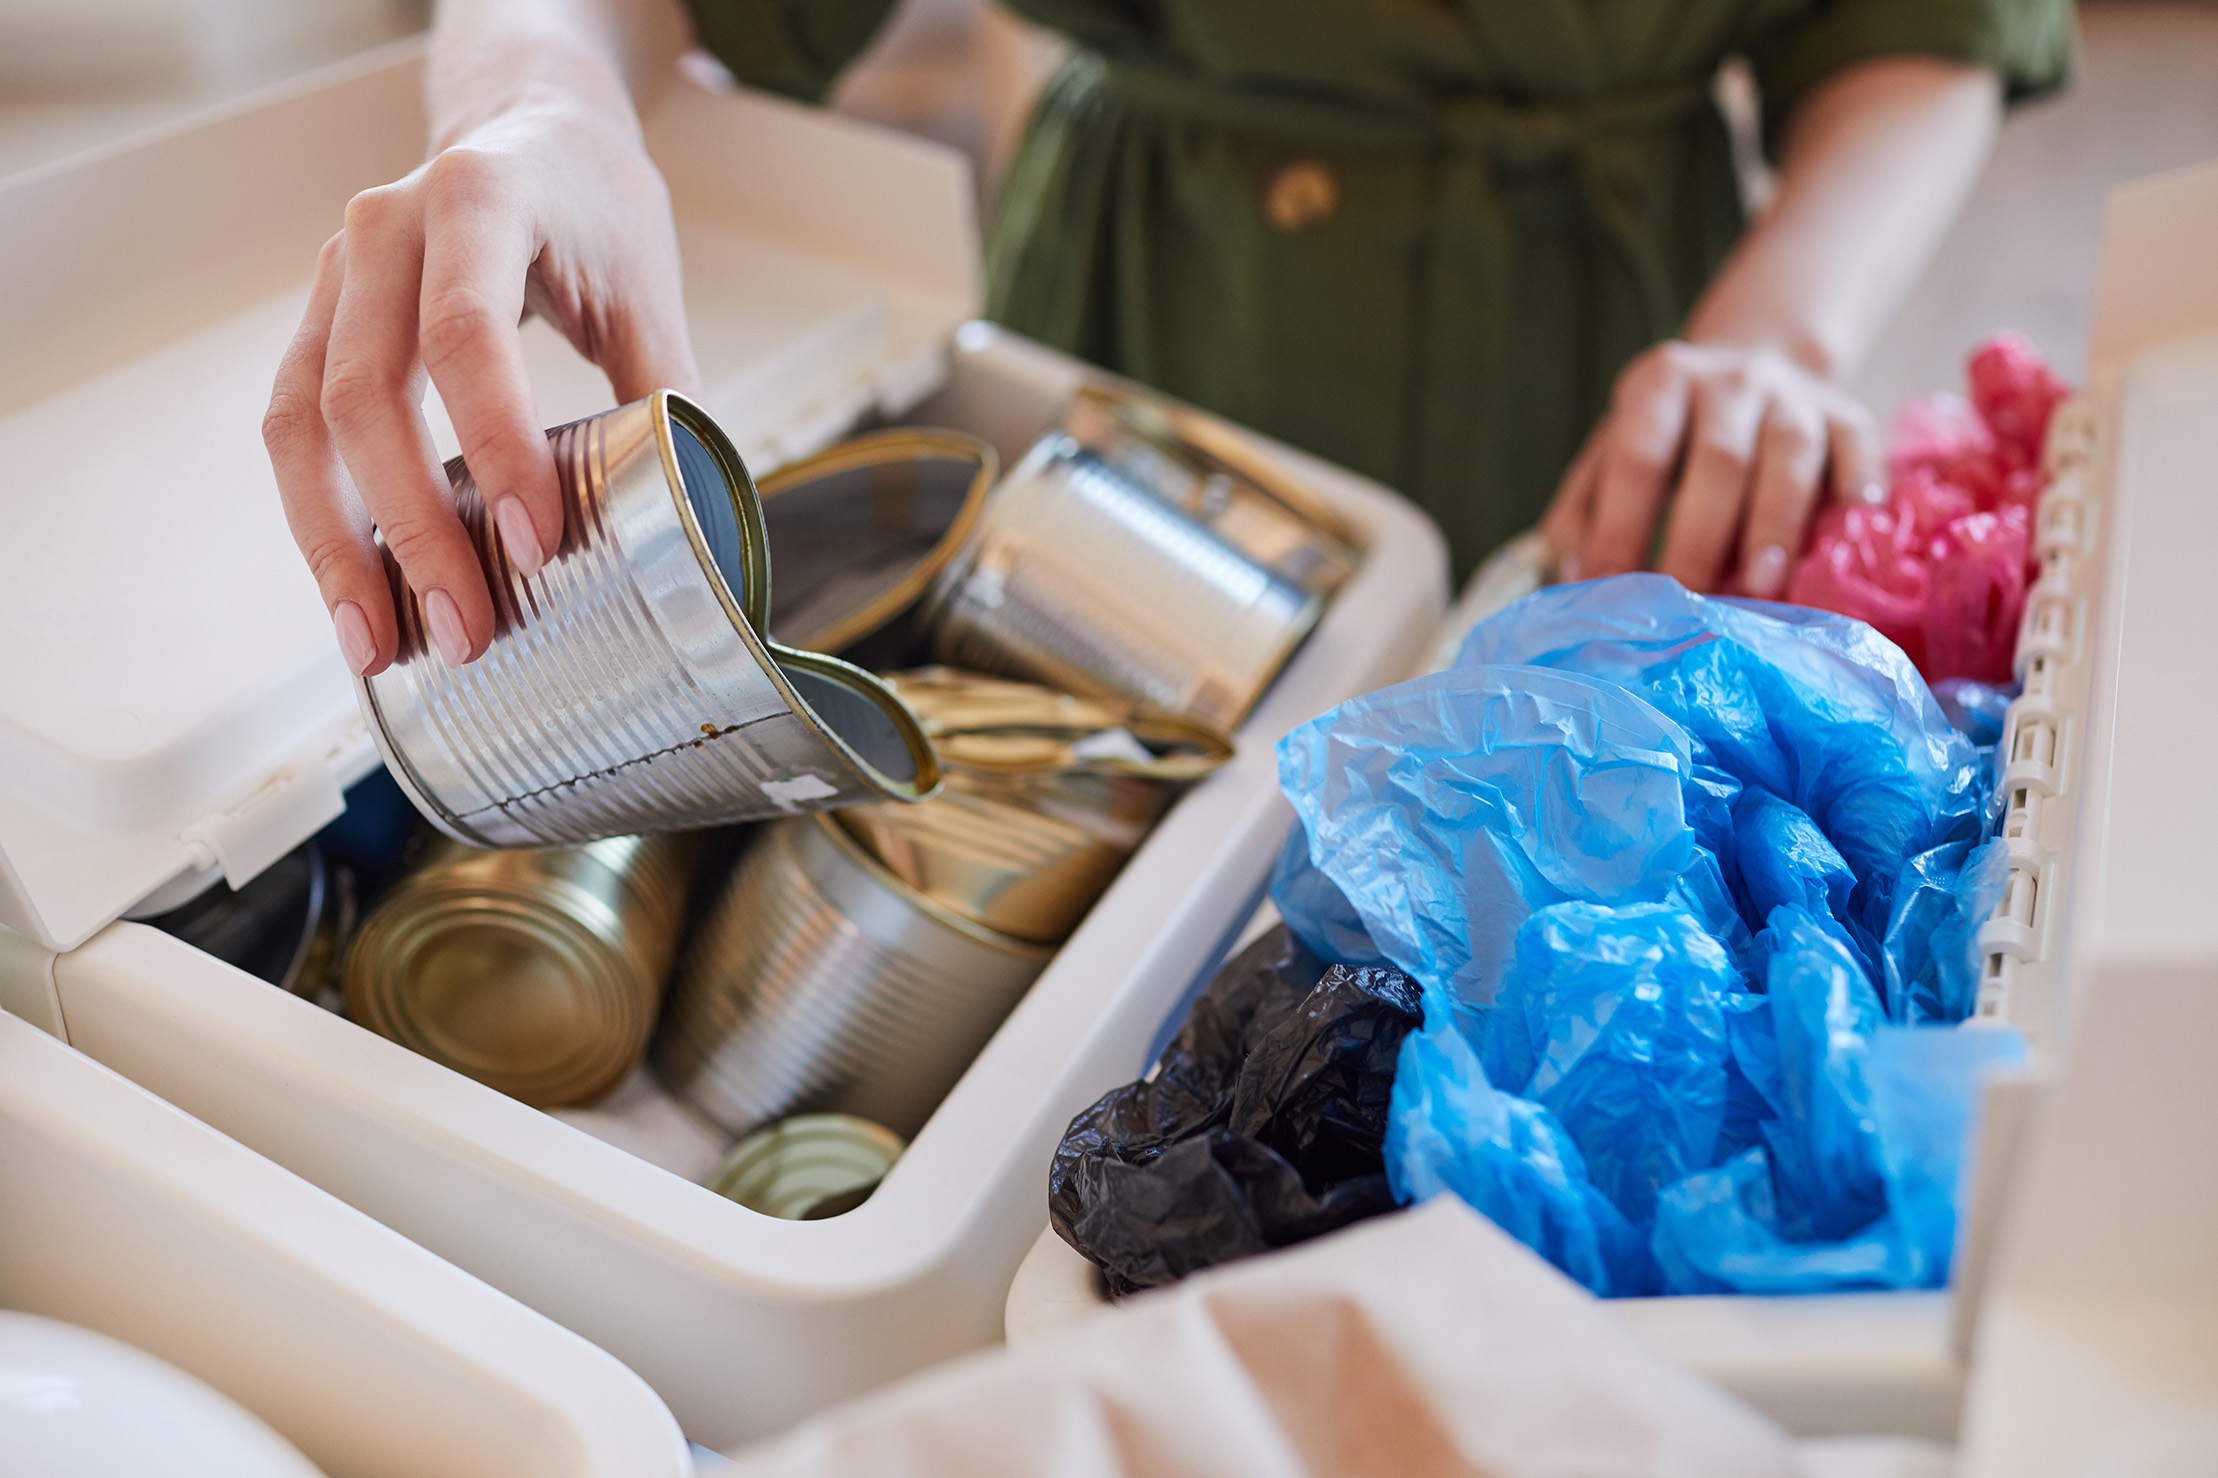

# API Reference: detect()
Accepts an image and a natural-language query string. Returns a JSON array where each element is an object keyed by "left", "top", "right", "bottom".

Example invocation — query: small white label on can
[
  {"left": 762, "top": 774, "right": 841, "bottom": 810},
  {"left": 1067, "top": 728, "right": 1155, "bottom": 766}
]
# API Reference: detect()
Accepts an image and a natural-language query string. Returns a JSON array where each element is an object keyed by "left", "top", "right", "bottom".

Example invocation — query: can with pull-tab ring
[{"left": 357, "top": 391, "right": 940, "bottom": 850}]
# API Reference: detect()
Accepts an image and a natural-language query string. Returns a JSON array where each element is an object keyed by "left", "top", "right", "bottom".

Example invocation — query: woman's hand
[
  {"left": 1543, "top": 54, "right": 2004, "bottom": 598},
  {"left": 263, "top": 1, "right": 694, "bottom": 677},
  {"left": 1542, "top": 339, "right": 1879, "bottom": 598}
]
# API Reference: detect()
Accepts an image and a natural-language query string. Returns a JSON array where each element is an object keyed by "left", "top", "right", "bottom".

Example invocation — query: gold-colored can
[
  {"left": 705, "top": 1114, "right": 907, "bottom": 1220},
  {"left": 343, "top": 833, "right": 699, "bottom": 1108},
  {"left": 836, "top": 669, "right": 1235, "bottom": 944}
]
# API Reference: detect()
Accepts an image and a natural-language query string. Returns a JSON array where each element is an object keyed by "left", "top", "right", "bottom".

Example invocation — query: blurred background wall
[
  {"left": 0, "top": 0, "right": 427, "bottom": 171},
  {"left": 1, "top": 0, "right": 2211, "bottom": 428}
]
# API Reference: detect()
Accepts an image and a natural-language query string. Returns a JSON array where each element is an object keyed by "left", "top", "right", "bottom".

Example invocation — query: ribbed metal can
[
  {"left": 343, "top": 832, "right": 697, "bottom": 1108},
  {"left": 1062, "top": 383, "right": 1363, "bottom": 599},
  {"left": 920, "top": 432, "right": 1326, "bottom": 730},
  {"left": 652, "top": 814, "right": 1052, "bottom": 1140},
  {"left": 357, "top": 391, "right": 939, "bottom": 850}
]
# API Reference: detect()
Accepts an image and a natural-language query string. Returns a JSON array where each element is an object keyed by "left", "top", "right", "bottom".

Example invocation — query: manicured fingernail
[
  {"left": 495, "top": 496, "right": 545, "bottom": 577},
  {"left": 1856, "top": 480, "right": 1887, "bottom": 506},
  {"left": 333, "top": 600, "right": 376, "bottom": 675},
  {"left": 424, "top": 588, "right": 470, "bottom": 667},
  {"left": 1560, "top": 551, "right": 1583, "bottom": 583},
  {"left": 1745, "top": 543, "right": 1790, "bottom": 598}
]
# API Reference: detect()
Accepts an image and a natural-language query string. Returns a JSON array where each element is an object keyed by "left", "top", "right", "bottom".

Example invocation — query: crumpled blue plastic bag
[
  {"left": 1273, "top": 664, "right": 1701, "bottom": 1009},
  {"left": 1387, "top": 986, "right": 1654, "bottom": 1297},
  {"left": 1269, "top": 575, "right": 2011, "bottom": 1298},
  {"left": 1745, "top": 907, "right": 1890, "bottom": 1241},
  {"left": 1932, "top": 677, "right": 2018, "bottom": 748},
  {"left": 1485, "top": 903, "right": 1739, "bottom": 1227},
  {"left": 1866, "top": 1022, "right": 2026, "bottom": 1275},
  {"left": 1648, "top": 1147, "right": 1914, "bottom": 1293},
  {"left": 1453, "top": 576, "right": 1988, "bottom": 944},
  {"left": 1730, "top": 787, "right": 1870, "bottom": 972},
  {"left": 1267, "top": 825, "right": 1390, "bottom": 974},
  {"left": 1883, "top": 838, "right": 2009, "bottom": 1025},
  {"left": 1650, "top": 980, "right": 2025, "bottom": 1295}
]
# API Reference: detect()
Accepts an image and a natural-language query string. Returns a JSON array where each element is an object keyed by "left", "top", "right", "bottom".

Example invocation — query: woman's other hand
[
  {"left": 1543, "top": 339, "right": 1879, "bottom": 598},
  {"left": 262, "top": 0, "right": 695, "bottom": 677}
]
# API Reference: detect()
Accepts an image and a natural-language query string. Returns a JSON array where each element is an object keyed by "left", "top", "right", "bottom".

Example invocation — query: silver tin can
[
  {"left": 1062, "top": 383, "right": 1362, "bottom": 599},
  {"left": 652, "top": 814, "right": 1052, "bottom": 1140},
  {"left": 358, "top": 391, "right": 940, "bottom": 850},
  {"left": 920, "top": 433, "right": 1326, "bottom": 730}
]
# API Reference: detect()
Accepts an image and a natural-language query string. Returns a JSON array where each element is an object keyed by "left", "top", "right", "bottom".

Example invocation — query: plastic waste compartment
[
  {"left": 0, "top": 999, "right": 690, "bottom": 1477},
  {"left": 0, "top": 40, "right": 1447, "bottom": 1450},
  {"left": 1009, "top": 161, "right": 2218, "bottom": 1454}
]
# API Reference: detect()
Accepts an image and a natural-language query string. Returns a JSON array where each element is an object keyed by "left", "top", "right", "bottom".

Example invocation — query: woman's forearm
[
  {"left": 1683, "top": 56, "right": 2003, "bottom": 384},
  {"left": 427, "top": 0, "right": 693, "bottom": 151}
]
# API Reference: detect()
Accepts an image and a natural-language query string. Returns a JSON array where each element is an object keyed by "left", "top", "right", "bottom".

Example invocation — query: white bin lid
[{"left": 0, "top": 41, "right": 978, "bottom": 951}]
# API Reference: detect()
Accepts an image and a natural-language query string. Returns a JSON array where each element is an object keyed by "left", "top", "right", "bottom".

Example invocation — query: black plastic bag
[{"left": 1049, "top": 924, "right": 1422, "bottom": 1295}]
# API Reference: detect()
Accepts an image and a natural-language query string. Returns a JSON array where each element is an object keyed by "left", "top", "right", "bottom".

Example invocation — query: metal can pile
[{"left": 213, "top": 383, "right": 1360, "bottom": 1213}]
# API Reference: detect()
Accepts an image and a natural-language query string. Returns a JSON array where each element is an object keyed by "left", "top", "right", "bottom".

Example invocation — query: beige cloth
[{"left": 725, "top": 1198, "right": 1796, "bottom": 1477}]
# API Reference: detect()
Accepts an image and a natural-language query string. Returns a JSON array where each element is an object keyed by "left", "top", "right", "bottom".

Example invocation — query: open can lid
[{"left": 0, "top": 41, "right": 978, "bottom": 950}]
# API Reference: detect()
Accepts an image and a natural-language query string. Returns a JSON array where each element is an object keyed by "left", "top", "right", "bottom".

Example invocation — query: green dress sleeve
[
  {"left": 1747, "top": 0, "right": 2074, "bottom": 145},
  {"left": 680, "top": 0, "right": 899, "bottom": 103}
]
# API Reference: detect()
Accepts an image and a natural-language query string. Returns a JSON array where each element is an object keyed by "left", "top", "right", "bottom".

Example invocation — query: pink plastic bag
[
  {"left": 1921, "top": 505, "right": 2033, "bottom": 685},
  {"left": 1969, "top": 332, "right": 2071, "bottom": 473},
  {"left": 1787, "top": 334, "right": 2069, "bottom": 685},
  {"left": 1787, "top": 504, "right": 1927, "bottom": 667},
  {"left": 1885, "top": 392, "right": 1990, "bottom": 488}
]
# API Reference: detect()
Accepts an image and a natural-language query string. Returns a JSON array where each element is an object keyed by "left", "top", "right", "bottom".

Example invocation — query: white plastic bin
[
  {"left": 1009, "top": 161, "right": 2218, "bottom": 1451},
  {"left": 0, "top": 1002, "right": 690, "bottom": 1477},
  {"left": 1949, "top": 159, "right": 2218, "bottom": 1478},
  {"left": 0, "top": 41, "right": 1447, "bottom": 1449}
]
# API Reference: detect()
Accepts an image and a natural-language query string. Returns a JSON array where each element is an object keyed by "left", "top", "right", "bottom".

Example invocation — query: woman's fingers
[
  {"left": 1657, "top": 370, "right": 1765, "bottom": 593},
  {"left": 589, "top": 262, "right": 701, "bottom": 405},
  {"left": 1739, "top": 399, "right": 1830, "bottom": 598},
  {"left": 265, "top": 234, "right": 397, "bottom": 676},
  {"left": 1583, "top": 347, "right": 1695, "bottom": 579},
  {"left": 323, "top": 181, "right": 494, "bottom": 667},
  {"left": 1567, "top": 341, "right": 1883, "bottom": 597},
  {"left": 1826, "top": 398, "right": 1884, "bottom": 507},
  {"left": 418, "top": 149, "right": 557, "bottom": 577},
  {"left": 1541, "top": 430, "right": 1603, "bottom": 581}
]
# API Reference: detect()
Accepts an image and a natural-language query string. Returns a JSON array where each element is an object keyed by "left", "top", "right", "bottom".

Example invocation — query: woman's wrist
[
  {"left": 429, "top": 35, "right": 640, "bottom": 154},
  {"left": 1679, "top": 220, "right": 1853, "bottom": 385},
  {"left": 1678, "top": 322, "right": 1842, "bottom": 385}
]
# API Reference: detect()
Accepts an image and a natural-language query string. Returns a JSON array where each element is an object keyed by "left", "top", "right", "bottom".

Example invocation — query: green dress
[{"left": 685, "top": 0, "right": 2070, "bottom": 576}]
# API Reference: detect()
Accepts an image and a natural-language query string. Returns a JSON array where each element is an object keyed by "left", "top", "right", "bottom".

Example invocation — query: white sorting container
[
  {"left": 0, "top": 40, "right": 1448, "bottom": 1450},
  {"left": 1008, "top": 160, "right": 2218, "bottom": 1453},
  {"left": 0, "top": 998, "right": 690, "bottom": 1477},
  {"left": 1949, "top": 158, "right": 2218, "bottom": 1478}
]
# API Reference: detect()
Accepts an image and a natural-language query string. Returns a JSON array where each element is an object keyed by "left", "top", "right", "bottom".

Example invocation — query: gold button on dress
[{"left": 1265, "top": 159, "right": 1339, "bottom": 232}]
